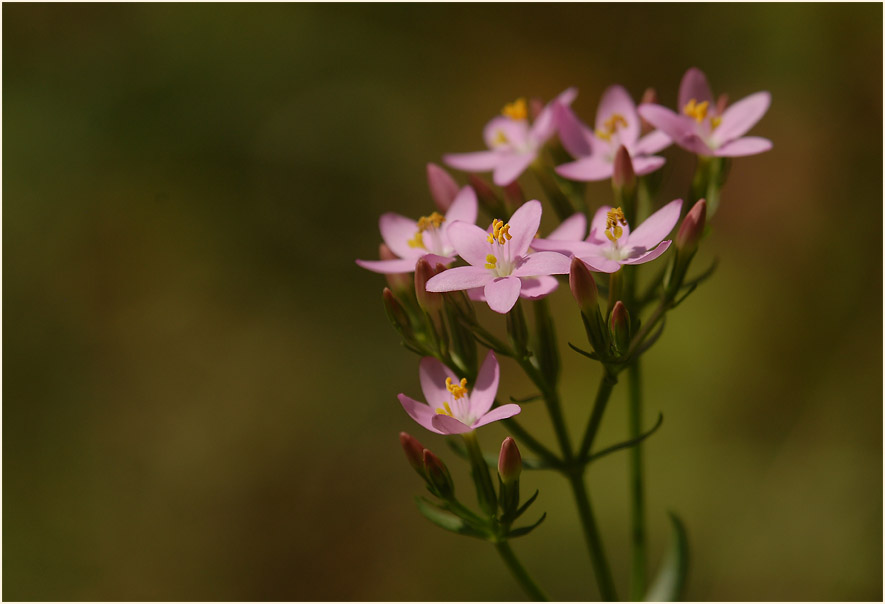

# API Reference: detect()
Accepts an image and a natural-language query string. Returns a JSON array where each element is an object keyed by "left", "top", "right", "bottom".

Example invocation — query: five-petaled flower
[
  {"left": 532, "top": 199, "right": 683, "bottom": 273},
  {"left": 356, "top": 186, "right": 478, "bottom": 274},
  {"left": 555, "top": 85, "right": 672, "bottom": 181},
  {"left": 425, "top": 200, "right": 572, "bottom": 313},
  {"left": 398, "top": 351, "right": 521, "bottom": 435},
  {"left": 444, "top": 89, "right": 577, "bottom": 186},
  {"left": 638, "top": 67, "right": 771, "bottom": 157}
]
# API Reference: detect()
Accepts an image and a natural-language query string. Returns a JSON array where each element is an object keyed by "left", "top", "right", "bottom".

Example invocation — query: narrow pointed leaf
[
  {"left": 414, "top": 497, "right": 488, "bottom": 539},
  {"left": 513, "top": 489, "right": 540, "bottom": 519},
  {"left": 510, "top": 393, "right": 542, "bottom": 403},
  {"left": 568, "top": 342, "right": 599, "bottom": 360},
  {"left": 507, "top": 512, "right": 547, "bottom": 538},
  {"left": 645, "top": 512, "right": 689, "bottom": 601},
  {"left": 587, "top": 413, "right": 664, "bottom": 463}
]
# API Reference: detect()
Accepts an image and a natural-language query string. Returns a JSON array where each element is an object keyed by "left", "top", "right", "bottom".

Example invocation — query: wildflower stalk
[
  {"left": 463, "top": 431, "right": 498, "bottom": 517},
  {"left": 567, "top": 470, "right": 619, "bottom": 601},
  {"left": 627, "top": 361, "right": 647, "bottom": 600},
  {"left": 494, "top": 540, "right": 550, "bottom": 601},
  {"left": 578, "top": 369, "right": 618, "bottom": 460}
]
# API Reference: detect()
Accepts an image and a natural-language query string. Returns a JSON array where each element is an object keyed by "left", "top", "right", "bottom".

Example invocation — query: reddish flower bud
[
  {"left": 529, "top": 97, "right": 545, "bottom": 121},
  {"left": 380, "top": 243, "right": 412, "bottom": 294},
  {"left": 423, "top": 449, "right": 454, "bottom": 499},
  {"left": 467, "top": 174, "right": 498, "bottom": 205},
  {"left": 569, "top": 256, "right": 599, "bottom": 314},
  {"left": 639, "top": 88, "right": 658, "bottom": 133},
  {"left": 610, "top": 300, "right": 631, "bottom": 354},
  {"left": 716, "top": 93, "right": 729, "bottom": 116},
  {"left": 613, "top": 146, "right": 636, "bottom": 190},
  {"left": 414, "top": 258, "right": 443, "bottom": 313},
  {"left": 383, "top": 287, "right": 412, "bottom": 337},
  {"left": 502, "top": 180, "right": 525, "bottom": 210},
  {"left": 676, "top": 199, "right": 707, "bottom": 255},
  {"left": 399, "top": 432, "right": 426, "bottom": 476},
  {"left": 498, "top": 437, "right": 522, "bottom": 485},
  {"left": 426, "top": 163, "right": 459, "bottom": 212}
]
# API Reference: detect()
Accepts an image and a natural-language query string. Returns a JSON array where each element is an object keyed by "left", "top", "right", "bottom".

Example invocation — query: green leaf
[
  {"left": 507, "top": 512, "right": 547, "bottom": 538},
  {"left": 513, "top": 489, "right": 540, "bottom": 519},
  {"left": 414, "top": 497, "right": 488, "bottom": 539},
  {"left": 586, "top": 413, "right": 664, "bottom": 463},
  {"left": 568, "top": 342, "right": 599, "bottom": 360},
  {"left": 509, "top": 393, "right": 542, "bottom": 404},
  {"left": 645, "top": 512, "right": 689, "bottom": 601}
]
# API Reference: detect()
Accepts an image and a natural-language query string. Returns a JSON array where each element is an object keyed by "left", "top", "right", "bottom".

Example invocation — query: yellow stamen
[
  {"left": 435, "top": 402, "right": 454, "bottom": 416},
  {"left": 502, "top": 98, "right": 528, "bottom": 121},
  {"left": 485, "top": 254, "right": 498, "bottom": 270},
  {"left": 710, "top": 115, "right": 722, "bottom": 130},
  {"left": 408, "top": 212, "right": 446, "bottom": 249},
  {"left": 445, "top": 377, "right": 469, "bottom": 400},
  {"left": 595, "top": 113, "right": 628, "bottom": 142},
  {"left": 493, "top": 130, "right": 509, "bottom": 146},
  {"left": 407, "top": 232, "right": 426, "bottom": 249},
  {"left": 487, "top": 218, "right": 513, "bottom": 245},
  {"left": 682, "top": 98, "right": 710, "bottom": 124},
  {"left": 605, "top": 207, "right": 628, "bottom": 242}
]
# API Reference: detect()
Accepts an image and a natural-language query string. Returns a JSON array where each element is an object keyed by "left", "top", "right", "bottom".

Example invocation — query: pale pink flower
[
  {"left": 425, "top": 200, "right": 571, "bottom": 314},
  {"left": 443, "top": 89, "right": 577, "bottom": 186},
  {"left": 555, "top": 85, "right": 671, "bottom": 181},
  {"left": 638, "top": 67, "right": 771, "bottom": 157},
  {"left": 398, "top": 351, "right": 520, "bottom": 435},
  {"left": 356, "top": 186, "right": 477, "bottom": 274},
  {"left": 532, "top": 199, "right": 683, "bottom": 273}
]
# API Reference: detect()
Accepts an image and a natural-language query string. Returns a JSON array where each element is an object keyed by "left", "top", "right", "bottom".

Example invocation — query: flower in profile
[
  {"left": 398, "top": 351, "right": 520, "bottom": 435},
  {"left": 532, "top": 199, "right": 683, "bottom": 273},
  {"left": 554, "top": 85, "right": 671, "bottom": 181},
  {"left": 425, "top": 200, "right": 571, "bottom": 314},
  {"left": 638, "top": 67, "right": 771, "bottom": 157},
  {"left": 443, "top": 89, "right": 577, "bottom": 186},
  {"left": 356, "top": 186, "right": 478, "bottom": 274}
]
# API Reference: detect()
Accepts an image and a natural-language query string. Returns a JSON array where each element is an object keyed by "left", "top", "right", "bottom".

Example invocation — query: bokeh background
[{"left": 4, "top": 3, "right": 882, "bottom": 601}]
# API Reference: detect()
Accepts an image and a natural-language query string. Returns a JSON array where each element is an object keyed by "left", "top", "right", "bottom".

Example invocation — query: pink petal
[
  {"left": 444, "top": 150, "right": 502, "bottom": 173},
  {"left": 622, "top": 239, "right": 672, "bottom": 266},
  {"left": 444, "top": 186, "right": 478, "bottom": 227},
  {"left": 467, "top": 286, "right": 485, "bottom": 301},
  {"left": 577, "top": 254, "right": 623, "bottom": 273},
  {"left": 596, "top": 85, "right": 640, "bottom": 147},
  {"left": 678, "top": 67, "right": 714, "bottom": 110},
  {"left": 419, "top": 357, "right": 460, "bottom": 410},
  {"left": 398, "top": 394, "right": 443, "bottom": 434},
  {"left": 469, "top": 350, "right": 499, "bottom": 418},
  {"left": 554, "top": 103, "right": 593, "bottom": 157},
  {"left": 484, "top": 116, "right": 531, "bottom": 149},
  {"left": 589, "top": 205, "right": 613, "bottom": 241},
  {"left": 555, "top": 155, "right": 613, "bottom": 182},
  {"left": 446, "top": 221, "right": 492, "bottom": 266},
  {"left": 626, "top": 199, "right": 683, "bottom": 251},
  {"left": 512, "top": 251, "right": 571, "bottom": 278},
  {"left": 484, "top": 276, "right": 522, "bottom": 314},
  {"left": 713, "top": 136, "right": 773, "bottom": 157},
  {"left": 546, "top": 212, "right": 587, "bottom": 241},
  {"left": 712, "top": 92, "right": 771, "bottom": 144},
  {"left": 631, "top": 155, "right": 666, "bottom": 176},
  {"left": 634, "top": 130, "right": 672, "bottom": 155},
  {"left": 426, "top": 265, "right": 492, "bottom": 292},
  {"left": 637, "top": 104, "right": 704, "bottom": 152},
  {"left": 472, "top": 404, "right": 522, "bottom": 429},
  {"left": 379, "top": 212, "right": 421, "bottom": 259},
  {"left": 532, "top": 87, "right": 578, "bottom": 142},
  {"left": 506, "top": 200, "right": 543, "bottom": 257},
  {"left": 431, "top": 414, "right": 474, "bottom": 435},
  {"left": 492, "top": 152, "right": 536, "bottom": 186},
  {"left": 427, "top": 163, "right": 460, "bottom": 212},
  {"left": 355, "top": 258, "right": 419, "bottom": 274},
  {"left": 518, "top": 275, "right": 559, "bottom": 300}
]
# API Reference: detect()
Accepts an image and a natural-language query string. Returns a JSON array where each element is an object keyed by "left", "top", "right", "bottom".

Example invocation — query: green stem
[
  {"left": 502, "top": 417, "right": 563, "bottom": 468},
  {"left": 518, "top": 359, "right": 573, "bottom": 462},
  {"left": 627, "top": 361, "right": 646, "bottom": 600},
  {"left": 578, "top": 370, "right": 618, "bottom": 460},
  {"left": 463, "top": 432, "right": 498, "bottom": 517},
  {"left": 566, "top": 471, "right": 618, "bottom": 601},
  {"left": 495, "top": 540, "right": 550, "bottom": 601}
]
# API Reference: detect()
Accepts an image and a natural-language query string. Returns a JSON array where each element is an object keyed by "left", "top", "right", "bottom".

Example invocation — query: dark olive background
[{"left": 4, "top": 3, "right": 882, "bottom": 601}]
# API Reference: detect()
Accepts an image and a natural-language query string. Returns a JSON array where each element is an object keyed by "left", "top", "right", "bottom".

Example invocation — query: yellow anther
[
  {"left": 487, "top": 218, "right": 513, "bottom": 245},
  {"left": 416, "top": 212, "right": 446, "bottom": 232},
  {"left": 710, "top": 115, "right": 722, "bottom": 130},
  {"left": 407, "top": 231, "right": 426, "bottom": 249},
  {"left": 493, "top": 129, "right": 509, "bottom": 146},
  {"left": 445, "top": 377, "right": 469, "bottom": 400},
  {"left": 485, "top": 254, "right": 498, "bottom": 270},
  {"left": 683, "top": 98, "right": 710, "bottom": 124},
  {"left": 435, "top": 402, "right": 454, "bottom": 417},
  {"left": 604, "top": 207, "right": 628, "bottom": 242},
  {"left": 502, "top": 98, "right": 528, "bottom": 121},
  {"left": 595, "top": 113, "right": 628, "bottom": 142}
]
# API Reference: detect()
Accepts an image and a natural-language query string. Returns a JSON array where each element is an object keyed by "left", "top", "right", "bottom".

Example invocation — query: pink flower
[
  {"left": 638, "top": 67, "right": 772, "bottom": 157},
  {"left": 555, "top": 85, "right": 671, "bottom": 181},
  {"left": 356, "top": 186, "right": 478, "bottom": 274},
  {"left": 425, "top": 200, "right": 571, "bottom": 313},
  {"left": 532, "top": 199, "right": 683, "bottom": 273},
  {"left": 443, "top": 89, "right": 577, "bottom": 186},
  {"left": 398, "top": 351, "right": 521, "bottom": 435}
]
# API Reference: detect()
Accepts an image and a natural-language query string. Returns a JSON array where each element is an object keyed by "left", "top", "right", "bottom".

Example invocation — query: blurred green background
[{"left": 4, "top": 3, "right": 882, "bottom": 601}]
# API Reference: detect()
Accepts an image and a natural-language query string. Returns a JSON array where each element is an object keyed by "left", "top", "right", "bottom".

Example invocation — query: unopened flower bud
[
  {"left": 383, "top": 287, "right": 412, "bottom": 336},
  {"left": 399, "top": 432, "right": 426, "bottom": 476},
  {"left": 380, "top": 243, "right": 411, "bottom": 294},
  {"left": 498, "top": 437, "right": 522, "bottom": 485},
  {"left": 426, "top": 163, "right": 459, "bottom": 212},
  {"left": 529, "top": 97, "right": 544, "bottom": 121},
  {"left": 569, "top": 257, "right": 599, "bottom": 315},
  {"left": 676, "top": 199, "right": 707, "bottom": 255},
  {"left": 502, "top": 180, "right": 525, "bottom": 211},
  {"left": 423, "top": 449, "right": 454, "bottom": 499},
  {"left": 610, "top": 300, "right": 631, "bottom": 354},
  {"left": 716, "top": 93, "right": 729, "bottom": 116},
  {"left": 639, "top": 88, "right": 657, "bottom": 133},
  {"left": 613, "top": 146, "right": 636, "bottom": 190},
  {"left": 415, "top": 258, "right": 443, "bottom": 313},
  {"left": 467, "top": 174, "right": 507, "bottom": 217}
]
